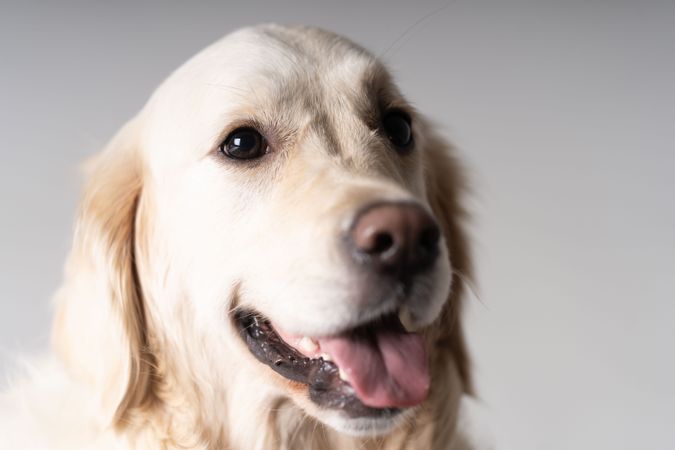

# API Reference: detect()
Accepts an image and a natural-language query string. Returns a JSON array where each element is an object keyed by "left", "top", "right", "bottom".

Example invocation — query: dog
[{"left": 0, "top": 24, "right": 483, "bottom": 450}]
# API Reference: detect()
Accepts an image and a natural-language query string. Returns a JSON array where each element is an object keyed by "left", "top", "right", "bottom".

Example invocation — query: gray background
[{"left": 1, "top": 1, "right": 674, "bottom": 449}]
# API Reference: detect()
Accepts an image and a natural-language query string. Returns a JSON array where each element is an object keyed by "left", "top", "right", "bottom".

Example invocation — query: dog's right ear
[{"left": 52, "top": 116, "right": 153, "bottom": 428}]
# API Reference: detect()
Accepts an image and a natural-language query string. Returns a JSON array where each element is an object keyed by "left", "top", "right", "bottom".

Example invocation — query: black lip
[{"left": 234, "top": 310, "right": 402, "bottom": 419}]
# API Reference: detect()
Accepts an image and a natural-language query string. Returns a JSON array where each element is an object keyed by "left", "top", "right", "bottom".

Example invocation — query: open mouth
[{"left": 234, "top": 309, "right": 430, "bottom": 418}]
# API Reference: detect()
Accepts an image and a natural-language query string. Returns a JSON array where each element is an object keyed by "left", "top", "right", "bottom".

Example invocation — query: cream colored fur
[{"left": 0, "top": 25, "right": 490, "bottom": 450}]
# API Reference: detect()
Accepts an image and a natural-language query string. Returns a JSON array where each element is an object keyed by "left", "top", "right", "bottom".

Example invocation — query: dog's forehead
[
  {"left": 142, "top": 26, "right": 403, "bottom": 165},
  {"left": 162, "top": 26, "right": 387, "bottom": 107},
  {"left": 216, "top": 26, "right": 385, "bottom": 92}
]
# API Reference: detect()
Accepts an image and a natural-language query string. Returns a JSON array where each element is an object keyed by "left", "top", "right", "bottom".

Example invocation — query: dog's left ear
[
  {"left": 52, "top": 116, "right": 153, "bottom": 428},
  {"left": 424, "top": 131, "right": 474, "bottom": 394}
]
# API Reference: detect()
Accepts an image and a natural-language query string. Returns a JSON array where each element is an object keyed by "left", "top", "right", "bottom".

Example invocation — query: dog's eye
[
  {"left": 219, "top": 128, "right": 267, "bottom": 160},
  {"left": 382, "top": 112, "right": 413, "bottom": 150}
]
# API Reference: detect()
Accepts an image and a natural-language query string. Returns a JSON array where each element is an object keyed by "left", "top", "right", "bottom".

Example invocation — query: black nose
[{"left": 349, "top": 202, "right": 440, "bottom": 277}]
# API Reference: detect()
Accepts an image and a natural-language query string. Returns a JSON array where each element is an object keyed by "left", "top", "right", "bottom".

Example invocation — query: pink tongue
[{"left": 318, "top": 329, "right": 429, "bottom": 409}]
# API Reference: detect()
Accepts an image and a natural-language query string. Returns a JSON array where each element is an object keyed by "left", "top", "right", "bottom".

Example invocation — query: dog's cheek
[{"left": 140, "top": 169, "right": 264, "bottom": 345}]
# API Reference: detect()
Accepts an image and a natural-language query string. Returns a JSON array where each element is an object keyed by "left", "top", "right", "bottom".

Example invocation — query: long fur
[{"left": 0, "top": 25, "right": 488, "bottom": 450}]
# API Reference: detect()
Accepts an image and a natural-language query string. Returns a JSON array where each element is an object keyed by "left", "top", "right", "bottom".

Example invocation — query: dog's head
[{"left": 53, "top": 25, "right": 471, "bottom": 440}]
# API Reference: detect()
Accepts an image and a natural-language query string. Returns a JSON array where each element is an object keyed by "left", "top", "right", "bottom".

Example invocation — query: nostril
[
  {"left": 370, "top": 232, "right": 395, "bottom": 255},
  {"left": 418, "top": 226, "right": 440, "bottom": 252},
  {"left": 413, "top": 225, "right": 441, "bottom": 269}
]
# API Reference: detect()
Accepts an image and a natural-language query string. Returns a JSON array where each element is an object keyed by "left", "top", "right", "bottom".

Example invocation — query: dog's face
[
  {"left": 55, "top": 25, "right": 470, "bottom": 440},
  {"left": 137, "top": 26, "right": 455, "bottom": 435}
]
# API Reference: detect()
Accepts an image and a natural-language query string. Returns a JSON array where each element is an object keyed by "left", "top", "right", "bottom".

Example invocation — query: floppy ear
[
  {"left": 52, "top": 117, "right": 153, "bottom": 428},
  {"left": 424, "top": 132, "right": 474, "bottom": 394}
]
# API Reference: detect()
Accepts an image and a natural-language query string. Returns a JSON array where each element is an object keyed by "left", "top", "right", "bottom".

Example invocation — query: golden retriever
[{"left": 0, "top": 25, "right": 485, "bottom": 450}]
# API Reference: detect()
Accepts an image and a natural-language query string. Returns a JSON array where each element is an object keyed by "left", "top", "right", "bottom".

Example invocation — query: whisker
[
  {"left": 452, "top": 268, "right": 485, "bottom": 308},
  {"left": 378, "top": 0, "right": 457, "bottom": 60}
]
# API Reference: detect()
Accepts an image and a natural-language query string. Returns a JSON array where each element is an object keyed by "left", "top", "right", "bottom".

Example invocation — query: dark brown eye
[
  {"left": 219, "top": 128, "right": 267, "bottom": 160},
  {"left": 382, "top": 111, "right": 413, "bottom": 150}
]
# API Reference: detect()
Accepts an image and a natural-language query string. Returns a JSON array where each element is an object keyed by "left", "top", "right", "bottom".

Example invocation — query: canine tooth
[
  {"left": 339, "top": 368, "right": 350, "bottom": 382},
  {"left": 320, "top": 353, "right": 332, "bottom": 362},
  {"left": 298, "top": 336, "right": 318, "bottom": 354},
  {"left": 399, "top": 308, "right": 417, "bottom": 332}
]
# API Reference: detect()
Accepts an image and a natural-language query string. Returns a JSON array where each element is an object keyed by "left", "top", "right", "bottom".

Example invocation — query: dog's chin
[{"left": 315, "top": 407, "right": 416, "bottom": 437}]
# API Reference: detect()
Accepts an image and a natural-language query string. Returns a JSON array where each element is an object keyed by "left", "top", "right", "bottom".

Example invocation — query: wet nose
[{"left": 349, "top": 202, "right": 440, "bottom": 277}]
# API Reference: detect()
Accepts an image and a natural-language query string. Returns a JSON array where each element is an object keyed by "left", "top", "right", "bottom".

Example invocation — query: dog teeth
[
  {"left": 338, "top": 368, "right": 350, "bottom": 382},
  {"left": 320, "top": 353, "right": 332, "bottom": 362},
  {"left": 399, "top": 308, "right": 417, "bottom": 332},
  {"left": 298, "top": 336, "right": 319, "bottom": 354}
]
